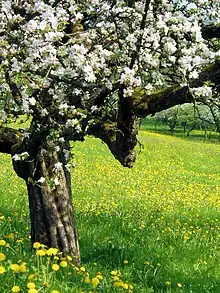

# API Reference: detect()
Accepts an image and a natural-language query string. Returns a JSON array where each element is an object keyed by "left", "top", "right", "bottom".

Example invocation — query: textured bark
[
  {"left": 0, "top": 126, "right": 22, "bottom": 154},
  {"left": 13, "top": 141, "right": 80, "bottom": 265},
  {"left": 202, "top": 25, "right": 220, "bottom": 40},
  {"left": 115, "top": 89, "right": 138, "bottom": 167}
]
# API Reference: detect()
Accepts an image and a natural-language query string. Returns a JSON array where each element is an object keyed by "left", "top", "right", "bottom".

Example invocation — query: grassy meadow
[{"left": 0, "top": 131, "right": 220, "bottom": 293}]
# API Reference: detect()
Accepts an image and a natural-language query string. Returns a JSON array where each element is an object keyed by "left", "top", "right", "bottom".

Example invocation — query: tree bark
[
  {"left": 12, "top": 141, "right": 80, "bottom": 265},
  {"left": 115, "top": 89, "right": 139, "bottom": 168}
]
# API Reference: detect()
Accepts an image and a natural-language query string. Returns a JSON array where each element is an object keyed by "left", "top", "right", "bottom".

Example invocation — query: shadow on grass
[{"left": 78, "top": 212, "right": 220, "bottom": 293}]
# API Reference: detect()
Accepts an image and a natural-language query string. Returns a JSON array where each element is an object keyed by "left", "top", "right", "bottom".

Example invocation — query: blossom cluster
[{"left": 0, "top": 0, "right": 219, "bottom": 140}]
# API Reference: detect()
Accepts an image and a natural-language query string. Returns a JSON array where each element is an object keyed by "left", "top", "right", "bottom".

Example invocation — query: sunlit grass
[{"left": 0, "top": 131, "right": 220, "bottom": 292}]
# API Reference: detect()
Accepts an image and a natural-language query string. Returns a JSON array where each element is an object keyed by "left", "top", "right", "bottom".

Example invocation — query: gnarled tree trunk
[{"left": 12, "top": 140, "right": 80, "bottom": 265}]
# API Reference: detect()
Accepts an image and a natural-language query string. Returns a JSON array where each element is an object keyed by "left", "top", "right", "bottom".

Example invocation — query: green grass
[{"left": 0, "top": 131, "right": 220, "bottom": 292}]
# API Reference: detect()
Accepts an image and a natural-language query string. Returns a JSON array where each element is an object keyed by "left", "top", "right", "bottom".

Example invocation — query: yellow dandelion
[
  {"left": 36, "top": 249, "right": 45, "bottom": 257},
  {"left": 123, "top": 260, "right": 128, "bottom": 264},
  {"left": 10, "top": 264, "right": 20, "bottom": 272},
  {"left": 28, "top": 289, "right": 37, "bottom": 293},
  {"left": 0, "top": 266, "right": 6, "bottom": 274},
  {"left": 28, "top": 274, "right": 35, "bottom": 280},
  {"left": 11, "top": 286, "right": 20, "bottom": 292},
  {"left": 114, "top": 281, "right": 123, "bottom": 287},
  {"left": 0, "top": 215, "right": 5, "bottom": 220},
  {"left": 51, "top": 291, "right": 60, "bottom": 293},
  {"left": 166, "top": 281, "right": 171, "bottom": 286},
  {"left": 33, "top": 242, "right": 41, "bottom": 249},
  {"left": 19, "top": 263, "right": 27, "bottom": 273},
  {"left": 110, "top": 270, "right": 117, "bottom": 276},
  {"left": 80, "top": 266, "right": 86, "bottom": 272},
  {"left": 123, "top": 283, "right": 129, "bottom": 289},
  {"left": 27, "top": 282, "right": 36, "bottom": 289},
  {"left": 16, "top": 239, "right": 23, "bottom": 244},
  {"left": 91, "top": 277, "right": 100, "bottom": 287},
  {"left": 46, "top": 248, "right": 58, "bottom": 256},
  {"left": 0, "top": 239, "right": 6, "bottom": 246},
  {"left": 60, "top": 260, "right": 68, "bottom": 267},
  {"left": 52, "top": 264, "right": 59, "bottom": 271},
  {"left": 67, "top": 256, "right": 72, "bottom": 261},
  {"left": 97, "top": 274, "right": 103, "bottom": 280},
  {"left": 84, "top": 276, "right": 90, "bottom": 284},
  {"left": 177, "top": 283, "right": 183, "bottom": 288},
  {"left": 0, "top": 252, "right": 6, "bottom": 261},
  {"left": 7, "top": 233, "right": 14, "bottom": 240}
]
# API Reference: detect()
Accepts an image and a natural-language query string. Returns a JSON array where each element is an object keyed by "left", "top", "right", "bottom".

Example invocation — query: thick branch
[
  {"left": 0, "top": 126, "right": 23, "bottom": 154},
  {"left": 202, "top": 25, "right": 220, "bottom": 40},
  {"left": 134, "top": 59, "right": 220, "bottom": 116},
  {"left": 88, "top": 121, "right": 117, "bottom": 157}
]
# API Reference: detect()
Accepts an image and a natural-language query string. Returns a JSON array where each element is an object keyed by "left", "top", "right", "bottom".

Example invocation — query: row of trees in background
[{"left": 144, "top": 102, "right": 220, "bottom": 139}]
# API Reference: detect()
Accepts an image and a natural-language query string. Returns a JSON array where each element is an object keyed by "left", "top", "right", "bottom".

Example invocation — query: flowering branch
[{"left": 133, "top": 59, "right": 220, "bottom": 116}]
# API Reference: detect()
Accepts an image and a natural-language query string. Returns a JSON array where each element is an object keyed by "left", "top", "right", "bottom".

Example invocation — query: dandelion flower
[
  {"left": 114, "top": 281, "right": 123, "bottom": 287},
  {"left": 177, "top": 283, "right": 183, "bottom": 288},
  {"left": 123, "top": 283, "right": 129, "bottom": 289},
  {"left": 46, "top": 248, "right": 58, "bottom": 256},
  {"left": 0, "top": 240, "right": 6, "bottom": 246},
  {"left": 7, "top": 233, "right": 15, "bottom": 240},
  {"left": 0, "top": 253, "right": 6, "bottom": 261},
  {"left": 11, "top": 286, "right": 20, "bottom": 292},
  {"left": 19, "top": 263, "right": 27, "bottom": 272},
  {"left": 28, "top": 289, "right": 37, "bottom": 293},
  {"left": 60, "top": 260, "right": 68, "bottom": 267},
  {"left": 80, "top": 266, "right": 86, "bottom": 272},
  {"left": 27, "top": 282, "right": 36, "bottom": 289},
  {"left": 84, "top": 277, "right": 90, "bottom": 284},
  {"left": 51, "top": 291, "right": 60, "bottom": 293},
  {"left": 52, "top": 264, "right": 59, "bottom": 271},
  {"left": 33, "top": 242, "right": 41, "bottom": 249},
  {"left": 36, "top": 249, "right": 45, "bottom": 257},
  {"left": 10, "top": 264, "right": 20, "bottom": 272},
  {"left": 0, "top": 266, "right": 6, "bottom": 274},
  {"left": 97, "top": 274, "right": 103, "bottom": 280},
  {"left": 28, "top": 274, "right": 35, "bottom": 280},
  {"left": 91, "top": 277, "right": 100, "bottom": 287}
]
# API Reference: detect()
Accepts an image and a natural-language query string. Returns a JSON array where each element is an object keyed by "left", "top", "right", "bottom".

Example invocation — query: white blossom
[
  {"left": 54, "top": 177, "right": 60, "bottom": 186},
  {"left": 54, "top": 162, "right": 62, "bottom": 170},
  {"left": 38, "top": 177, "right": 46, "bottom": 183}
]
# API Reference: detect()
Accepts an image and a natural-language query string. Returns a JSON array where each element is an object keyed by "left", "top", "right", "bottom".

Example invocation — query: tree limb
[
  {"left": 202, "top": 25, "right": 220, "bottom": 40},
  {"left": 133, "top": 59, "right": 220, "bottom": 117},
  {"left": 0, "top": 126, "right": 23, "bottom": 154}
]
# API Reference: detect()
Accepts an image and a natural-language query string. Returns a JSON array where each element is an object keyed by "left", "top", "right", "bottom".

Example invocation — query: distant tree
[
  {"left": 154, "top": 106, "right": 179, "bottom": 134},
  {"left": 0, "top": 0, "right": 220, "bottom": 264}
]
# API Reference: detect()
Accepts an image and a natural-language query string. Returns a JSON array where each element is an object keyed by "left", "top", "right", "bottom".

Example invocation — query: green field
[{"left": 0, "top": 131, "right": 220, "bottom": 293}]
